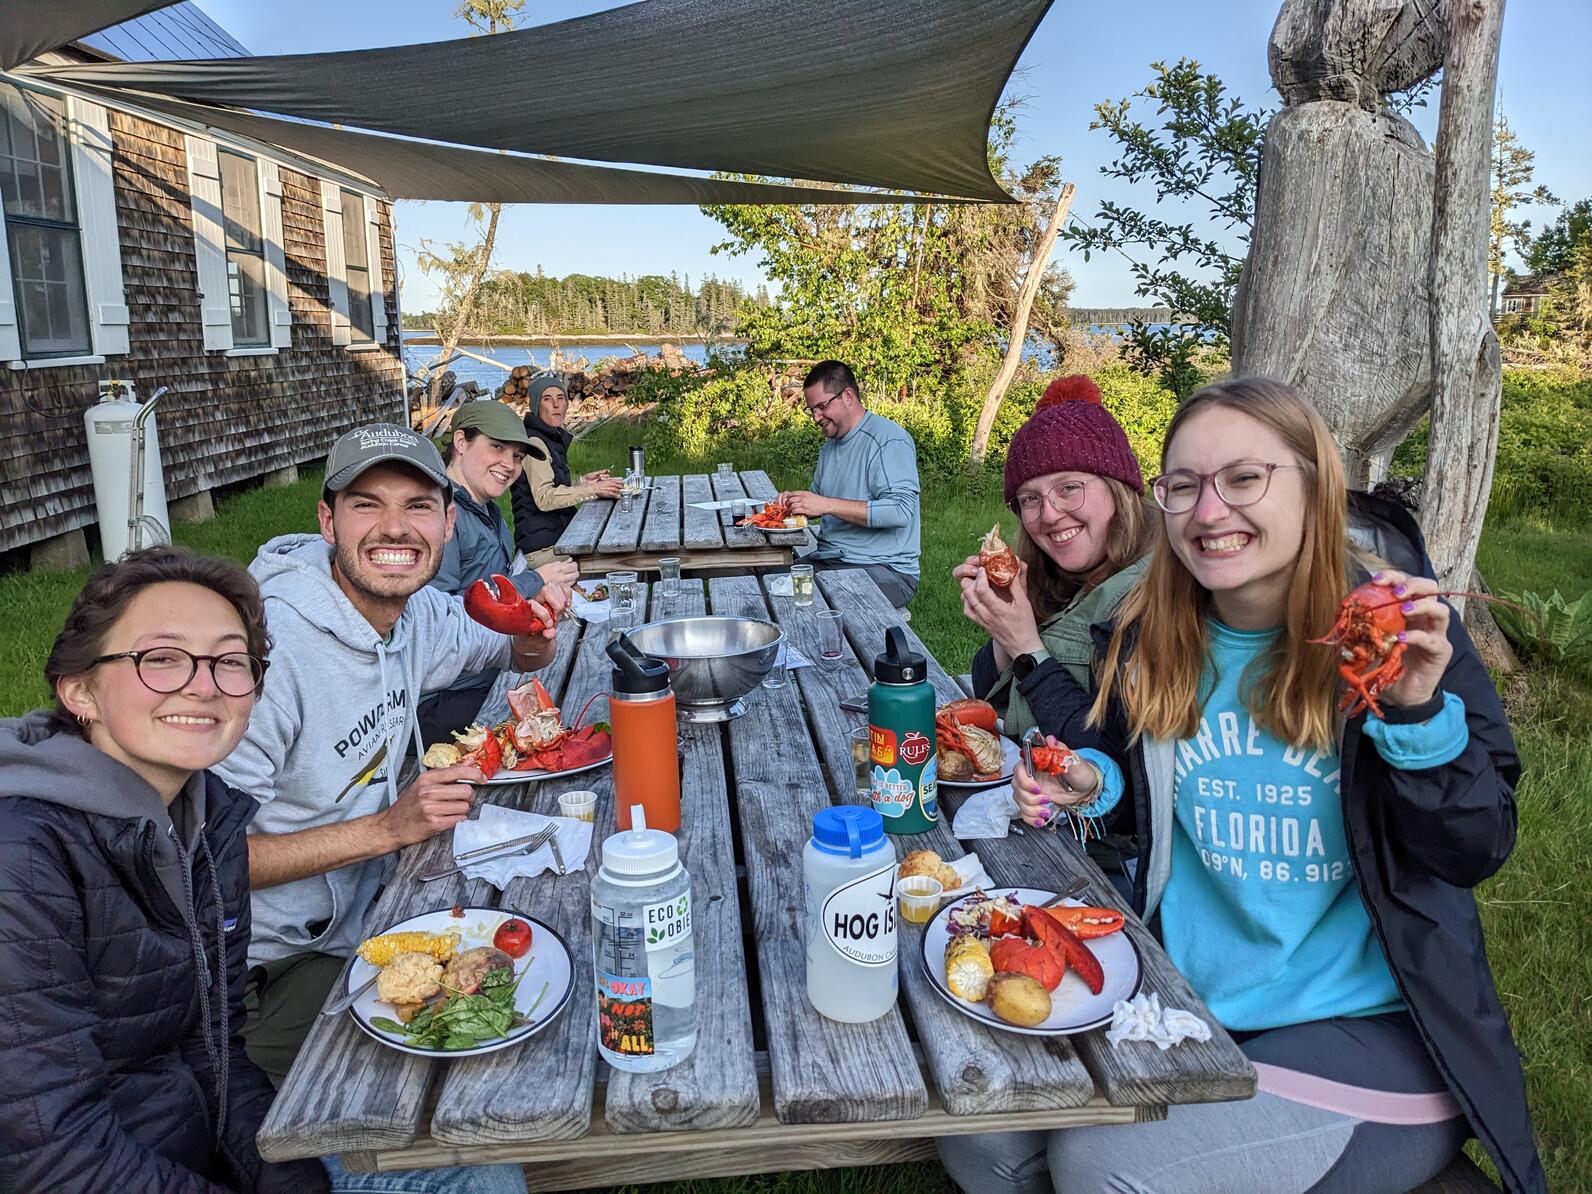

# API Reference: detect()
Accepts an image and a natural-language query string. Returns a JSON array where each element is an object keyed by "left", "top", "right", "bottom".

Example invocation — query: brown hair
[
  {"left": 1089, "top": 377, "right": 1349, "bottom": 752},
  {"left": 45, "top": 545, "right": 271, "bottom": 736},
  {"left": 1015, "top": 475, "right": 1155, "bottom": 619}
]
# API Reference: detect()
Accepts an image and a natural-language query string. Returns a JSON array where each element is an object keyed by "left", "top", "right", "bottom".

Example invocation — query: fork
[{"left": 417, "top": 824, "right": 557, "bottom": 883}]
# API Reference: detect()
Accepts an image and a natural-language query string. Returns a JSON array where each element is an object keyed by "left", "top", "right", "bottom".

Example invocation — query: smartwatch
[{"left": 1012, "top": 648, "right": 1049, "bottom": 683}]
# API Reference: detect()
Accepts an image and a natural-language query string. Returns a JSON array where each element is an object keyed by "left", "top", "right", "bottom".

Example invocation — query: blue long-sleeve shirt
[{"left": 809, "top": 411, "right": 921, "bottom": 577}]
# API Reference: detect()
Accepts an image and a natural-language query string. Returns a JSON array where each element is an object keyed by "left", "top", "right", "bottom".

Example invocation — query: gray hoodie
[{"left": 215, "top": 534, "right": 511, "bottom": 964}]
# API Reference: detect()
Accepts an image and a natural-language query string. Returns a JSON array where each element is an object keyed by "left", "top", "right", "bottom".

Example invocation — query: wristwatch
[{"left": 1012, "top": 648, "right": 1049, "bottom": 683}]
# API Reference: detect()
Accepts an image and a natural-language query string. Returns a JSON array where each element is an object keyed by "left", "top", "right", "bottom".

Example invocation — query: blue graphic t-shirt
[{"left": 1159, "top": 619, "right": 1404, "bottom": 1031}]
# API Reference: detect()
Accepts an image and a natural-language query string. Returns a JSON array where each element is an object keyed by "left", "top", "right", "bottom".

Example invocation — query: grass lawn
[{"left": 0, "top": 414, "right": 1585, "bottom": 1191}]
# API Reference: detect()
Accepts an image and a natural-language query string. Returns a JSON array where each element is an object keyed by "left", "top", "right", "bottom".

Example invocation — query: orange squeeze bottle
[{"left": 606, "top": 635, "right": 681, "bottom": 833}]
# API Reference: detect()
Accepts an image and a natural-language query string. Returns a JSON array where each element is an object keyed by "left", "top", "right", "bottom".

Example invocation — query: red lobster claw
[{"left": 463, "top": 574, "right": 550, "bottom": 636}]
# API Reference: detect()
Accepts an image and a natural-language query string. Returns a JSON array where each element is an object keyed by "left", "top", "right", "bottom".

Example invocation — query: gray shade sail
[
  {"left": 1, "top": 0, "right": 178, "bottom": 70},
  {"left": 32, "top": 0, "right": 1052, "bottom": 201},
  {"left": 67, "top": 84, "right": 950, "bottom": 206}
]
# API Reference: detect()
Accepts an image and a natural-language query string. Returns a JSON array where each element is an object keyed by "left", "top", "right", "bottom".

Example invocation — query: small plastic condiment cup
[
  {"left": 557, "top": 790, "right": 598, "bottom": 823},
  {"left": 897, "top": 875, "right": 944, "bottom": 924}
]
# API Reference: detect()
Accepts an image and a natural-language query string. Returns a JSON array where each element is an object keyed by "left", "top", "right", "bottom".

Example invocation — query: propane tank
[{"left": 85, "top": 379, "right": 170, "bottom": 561}]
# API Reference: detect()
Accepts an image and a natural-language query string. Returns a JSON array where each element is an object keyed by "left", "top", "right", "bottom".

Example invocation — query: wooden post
[
  {"left": 1420, "top": 0, "right": 1507, "bottom": 608},
  {"left": 969, "top": 183, "right": 1076, "bottom": 466}
]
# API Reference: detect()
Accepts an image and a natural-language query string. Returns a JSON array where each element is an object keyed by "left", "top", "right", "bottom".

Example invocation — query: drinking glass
[
  {"left": 817, "top": 609, "right": 844, "bottom": 662},
  {"left": 731, "top": 498, "right": 751, "bottom": 523},
  {"left": 790, "top": 563, "right": 815, "bottom": 607},
  {"left": 849, "top": 725, "right": 872, "bottom": 799},
  {"left": 658, "top": 557, "right": 681, "bottom": 598},
  {"left": 716, "top": 462, "right": 734, "bottom": 480},
  {"left": 608, "top": 570, "right": 638, "bottom": 621},
  {"left": 762, "top": 646, "right": 787, "bottom": 689}
]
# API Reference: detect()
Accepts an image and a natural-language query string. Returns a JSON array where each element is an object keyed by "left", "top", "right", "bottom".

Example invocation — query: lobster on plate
[
  {"left": 988, "top": 904, "right": 1106, "bottom": 995},
  {"left": 421, "top": 722, "right": 504, "bottom": 779},
  {"left": 737, "top": 497, "right": 805, "bottom": 529},
  {"left": 936, "top": 699, "right": 1006, "bottom": 781},
  {"left": 502, "top": 678, "right": 611, "bottom": 772},
  {"left": 978, "top": 524, "right": 1020, "bottom": 590}
]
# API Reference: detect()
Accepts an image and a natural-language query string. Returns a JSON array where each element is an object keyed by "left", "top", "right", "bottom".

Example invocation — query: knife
[{"left": 546, "top": 826, "right": 568, "bottom": 876}]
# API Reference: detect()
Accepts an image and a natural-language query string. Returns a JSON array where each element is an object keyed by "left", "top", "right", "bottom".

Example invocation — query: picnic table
[
  {"left": 553, "top": 468, "right": 816, "bottom": 576},
  {"left": 257, "top": 569, "right": 1255, "bottom": 1188}
]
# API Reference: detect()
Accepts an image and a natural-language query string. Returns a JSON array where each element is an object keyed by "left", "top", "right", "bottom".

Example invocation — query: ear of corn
[
  {"left": 945, "top": 934, "right": 995, "bottom": 1001},
  {"left": 357, "top": 930, "right": 459, "bottom": 967}
]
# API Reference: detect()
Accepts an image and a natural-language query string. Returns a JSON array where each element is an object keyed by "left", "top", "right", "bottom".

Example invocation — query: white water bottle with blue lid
[{"left": 802, "top": 805, "right": 898, "bottom": 1023}]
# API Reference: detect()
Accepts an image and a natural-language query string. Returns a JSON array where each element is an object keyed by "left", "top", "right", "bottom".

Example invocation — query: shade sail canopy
[
  {"left": 1, "top": 0, "right": 178, "bottom": 71},
  {"left": 69, "top": 84, "right": 944, "bottom": 206},
  {"left": 32, "top": 0, "right": 1052, "bottom": 201}
]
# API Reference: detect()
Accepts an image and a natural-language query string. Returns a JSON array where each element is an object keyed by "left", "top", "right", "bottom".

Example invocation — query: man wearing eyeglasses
[
  {"left": 779, "top": 360, "right": 922, "bottom": 608},
  {"left": 213, "top": 423, "right": 562, "bottom": 1085}
]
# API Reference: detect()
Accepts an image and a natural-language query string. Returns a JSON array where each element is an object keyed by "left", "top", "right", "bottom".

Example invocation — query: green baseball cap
[{"left": 447, "top": 400, "right": 534, "bottom": 447}]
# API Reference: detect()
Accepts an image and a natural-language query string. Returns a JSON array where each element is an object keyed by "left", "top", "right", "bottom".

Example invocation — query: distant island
[{"left": 1068, "top": 307, "right": 1179, "bottom": 325}]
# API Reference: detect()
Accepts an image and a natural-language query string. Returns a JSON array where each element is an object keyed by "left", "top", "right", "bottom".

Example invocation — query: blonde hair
[
  {"left": 1015, "top": 476, "right": 1155, "bottom": 619},
  {"left": 1089, "top": 378, "right": 1349, "bottom": 752}
]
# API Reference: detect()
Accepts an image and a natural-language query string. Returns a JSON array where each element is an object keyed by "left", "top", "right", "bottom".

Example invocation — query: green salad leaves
[{"left": 371, "top": 962, "right": 550, "bottom": 1051}]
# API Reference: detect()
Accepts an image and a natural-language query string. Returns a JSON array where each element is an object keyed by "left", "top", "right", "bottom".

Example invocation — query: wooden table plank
[
  {"left": 603, "top": 579, "right": 761, "bottom": 1134},
  {"left": 680, "top": 474, "right": 725, "bottom": 551},
  {"left": 639, "top": 474, "right": 684, "bottom": 554},
  {"left": 709, "top": 471, "right": 767, "bottom": 551},
  {"left": 257, "top": 621, "right": 585, "bottom": 1162},
  {"left": 596, "top": 485, "right": 649, "bottom": 555},
  {"left": 739, "top": 468, "right": 814, "bottom": 552},
  {"left": 767, "top": 573, "right": 1098, "bottom": 1115},
  {"left": 555, "top": 495, "right": 612, "bottom": 557},
  {"left": 815, "top": 567, "right": 1257, "bottom": 1109},
  {"left": 708, "top": 574, "right": 929, "bottom": 1125},
  {"left": 427, "top": 608, "right": 621, "bottom": 1146}
]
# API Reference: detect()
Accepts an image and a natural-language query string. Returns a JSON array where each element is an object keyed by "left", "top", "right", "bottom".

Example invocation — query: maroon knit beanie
[{"left": 1004, "top": 374, "right": 1144, "bottom": 504}]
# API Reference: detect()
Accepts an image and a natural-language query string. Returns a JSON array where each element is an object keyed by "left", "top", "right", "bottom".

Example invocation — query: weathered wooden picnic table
[
  {"left": 552, "top": 468, "right": 816, "bottom": 576},
  {"left": 257, "top": 569, "right": 1254, "bottom": 1189}
]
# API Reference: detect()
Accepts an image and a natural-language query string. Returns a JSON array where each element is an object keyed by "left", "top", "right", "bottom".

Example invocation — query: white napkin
[
  {"left": 767, "top": 574, "right": 794, "bottom": 597},
  {"left": 451, "top": 803, "right": 594, "bottom": 889},
  {"left": 940, "top": 851, "right": 995, "bottom": 898},
  {"left": 571, "top": 592, "right": 611, "bottom": 623},
  {"left": 1105, "top": 993, "right": 1213, "bottom": 1051},
  {"left": 950, "top": 784, "right": 1021, "bottom": 839},
  {"left": 773, "top": 643, "right": 813, "bottom": 670}
]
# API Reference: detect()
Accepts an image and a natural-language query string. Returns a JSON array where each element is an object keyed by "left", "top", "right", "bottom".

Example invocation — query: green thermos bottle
[{"left": 867, "top": 626, "right": 938, "bottom": 834}]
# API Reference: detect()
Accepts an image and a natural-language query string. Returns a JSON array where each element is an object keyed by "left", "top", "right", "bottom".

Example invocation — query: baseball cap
[
  {"left": 324, "top": 423, "right": 449, "bottom": 493},
  {"left": 447, "top": 400, "right": 534, "bottom": 447}
]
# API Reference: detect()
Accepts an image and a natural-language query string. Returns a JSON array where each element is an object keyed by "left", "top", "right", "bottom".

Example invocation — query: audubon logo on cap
[{"left": 357, "top": 427, "right": 421, "bottom": 450}]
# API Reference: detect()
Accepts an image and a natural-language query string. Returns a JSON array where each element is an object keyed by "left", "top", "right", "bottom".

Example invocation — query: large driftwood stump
[
  {"left": 1231, "top": 102, "right": 1435, "bottom": 482},
  {"left": 1269, "top": 0, "right": 1447, "bottom": 107}
]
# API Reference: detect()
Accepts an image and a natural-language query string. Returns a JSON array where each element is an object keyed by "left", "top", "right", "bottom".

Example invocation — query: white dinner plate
[
  {"left": 348, "top": 906, "right": 574, "bottom": 1057},
  {"left": 476, "top": 750, "right": 613, "bottom": 787},
  {"left": 937, "top": 734, "right": 1022, "bottom": 789},
  {"left": 921, "top": 887, "right": 1142, "bottom": 1036}
]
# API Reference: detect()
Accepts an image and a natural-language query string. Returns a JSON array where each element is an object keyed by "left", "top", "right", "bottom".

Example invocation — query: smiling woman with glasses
[
  {"left": 946, "top": 378, "right": 1542, "bottom": 1194},
  {"left": 0, "top": 546, "right": 330, "bottom": 1192}
]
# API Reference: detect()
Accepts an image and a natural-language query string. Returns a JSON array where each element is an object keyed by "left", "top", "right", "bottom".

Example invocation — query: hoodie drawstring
[
  {"left": 374, "top": 638, "right": 427, "bottom": 812},
  {"left": 174, "top": 827, "right": 229, "bottom": 1149}
]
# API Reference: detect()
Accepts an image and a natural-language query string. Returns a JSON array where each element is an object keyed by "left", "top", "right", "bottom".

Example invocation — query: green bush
[{"left": 1493, "top": 589, "right": 1592, "bottom": 676}]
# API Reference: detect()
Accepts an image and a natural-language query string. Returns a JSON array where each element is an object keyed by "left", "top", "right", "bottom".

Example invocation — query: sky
[{"left": 196, "top": 0, "right": 1592, "bottom": 312}]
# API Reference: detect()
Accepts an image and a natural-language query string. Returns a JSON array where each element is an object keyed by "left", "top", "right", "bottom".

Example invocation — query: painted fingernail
[
  {"left": 1039, "top": 799, "right": 1053, "bottom": 810},
  {"left": 1402, "top": 601, "right": 1416, "bottom": 613},
  {"left": 1372, "top": 571, "right": 1384, "bottom": 582},
  {"left": 1392, "top": 584, "right": 1407, "bottom": 597},
  {"left": 1396, "top": 631, "right": 1408, "bottom": 642}
]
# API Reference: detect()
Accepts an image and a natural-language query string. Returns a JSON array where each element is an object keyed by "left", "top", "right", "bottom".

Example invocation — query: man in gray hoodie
[{"left": 215, "top": 424, "right": 560, "bottom": 1082}]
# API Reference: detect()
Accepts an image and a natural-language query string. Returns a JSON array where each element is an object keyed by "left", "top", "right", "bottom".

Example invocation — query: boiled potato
[{"left": 986, "top": 972, "right": 1051, "bottom": 1027}]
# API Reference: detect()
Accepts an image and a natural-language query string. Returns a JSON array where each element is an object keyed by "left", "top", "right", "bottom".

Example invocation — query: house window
[
  {"left": 218, "top": 148, "right": 269, "bottom": 347},
  {"left": 1504, "top": 298, "right": 1520, "bottom": 313},
  {"left": 0, "top": 83, "right": 91, "bottom": 357},
  {"left": 341, "top": 189, "right": 374, "bottom": 343}
]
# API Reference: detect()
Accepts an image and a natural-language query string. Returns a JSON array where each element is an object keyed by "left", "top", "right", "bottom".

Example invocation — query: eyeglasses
[
  {"left": 1150, "top": 463, "right": 1301, "bottom": 514},
  {"left": 805, "top": 386, "right": 850, "bottom": 419},
  {"left": 1010, "top": 478, "right": 1092, "bottom": 522},
  {"left": 92, "top": 647, "right": 268, "bottom": 697}
]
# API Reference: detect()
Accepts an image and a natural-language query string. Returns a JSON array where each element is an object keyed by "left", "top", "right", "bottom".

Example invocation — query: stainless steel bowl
[{"left": 625, "top": 615, "right": 784, "bottom": 721}]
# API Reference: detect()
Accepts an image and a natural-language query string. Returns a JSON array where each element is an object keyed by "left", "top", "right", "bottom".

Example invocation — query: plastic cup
[
  {"left": 897, "top": 875, "right": 943, "bottom": 924},
  {"left": 557, "top": 790, "right": 597, "bottom": 823},
  {"left": 849, "top": 725, "right": 872, "bottom": 798},
  {"left": 817, "top": 609, "right": 844, "bottom": 661},
  {"left": 716, "top": 462, "right": 734, "bottom": 479},
  {"left": 791, "top": 563, "right": 814, "bottom": 607},
  {"left": 658, "top": 557, "right": 681, "bottom": 597},
  {"left": 762, "top": 648, "right": 787, "bottom": 689}
]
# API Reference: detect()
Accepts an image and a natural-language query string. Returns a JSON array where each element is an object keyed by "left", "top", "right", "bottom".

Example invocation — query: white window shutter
[
  {"left": 0, "top": 205, "right": 18, "bottom": 361},
  {"left": 185, "top": 134, "right": 233, "bottom": 352},
  {"left": 319, "top": 179, "right": 351, "bottom": 347},
  {"left": 365, "top": 196, "right": 388, "bottom": 344},
  {"left": 68, "top": 97, "right": 130, "bottom": 356},
  {"left": 259, "top": 159, "right": 292, "bottom": 348}
]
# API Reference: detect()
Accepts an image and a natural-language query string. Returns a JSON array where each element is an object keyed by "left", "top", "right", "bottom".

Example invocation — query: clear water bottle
[
  {"left": 802, "top": 805, "right": 898, "bottom": 1023},
  {"left": 592, "top": 806, "right": 696, "bottom": 1071}
]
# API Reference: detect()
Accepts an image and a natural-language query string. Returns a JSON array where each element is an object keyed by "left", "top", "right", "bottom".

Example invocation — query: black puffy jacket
[{"left": 0, "top": 713, "right": 328, "bottom": 1193}]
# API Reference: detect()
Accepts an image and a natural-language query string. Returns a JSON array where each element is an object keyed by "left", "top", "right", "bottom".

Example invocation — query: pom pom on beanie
[{"left": 1004, "top": 375, "right": 1144, "bottom": 504}]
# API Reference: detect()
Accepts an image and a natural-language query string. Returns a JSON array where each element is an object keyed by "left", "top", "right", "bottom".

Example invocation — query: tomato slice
[
  {"left": 492, "top": 917, "right": 533, "bottom": 958},
  {"left": 1043, "top": 905, "right": 1125, "bottom": 940}
]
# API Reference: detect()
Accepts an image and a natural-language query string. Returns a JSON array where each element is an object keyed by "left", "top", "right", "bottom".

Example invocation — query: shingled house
[{"left": 1, "top": 4, "right": 404, "bottom": 566}]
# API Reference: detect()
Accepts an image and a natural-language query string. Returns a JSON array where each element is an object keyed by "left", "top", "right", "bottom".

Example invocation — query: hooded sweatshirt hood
[
  {"left": 216, "top": 533, "right": 511, "bottom": 964},
  {"left": 0, "top": 710, "right": 207, "bottom": 916}
]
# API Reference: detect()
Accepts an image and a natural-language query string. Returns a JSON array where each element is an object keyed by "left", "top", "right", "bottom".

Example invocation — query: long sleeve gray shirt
[{"left": 809, "top": 411, "right": 921, "bottom": 577}]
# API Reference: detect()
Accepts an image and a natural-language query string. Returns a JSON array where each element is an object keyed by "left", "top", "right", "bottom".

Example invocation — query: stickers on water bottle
[
  {"left": 643, "top": 892, "right": 693, "bottom": 952},
  {"left": 820, "top": 862, "right": 897, "bottom": 966},
  {"left": 597, "top": 971, "right": 655, "bottom": 1057}
]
